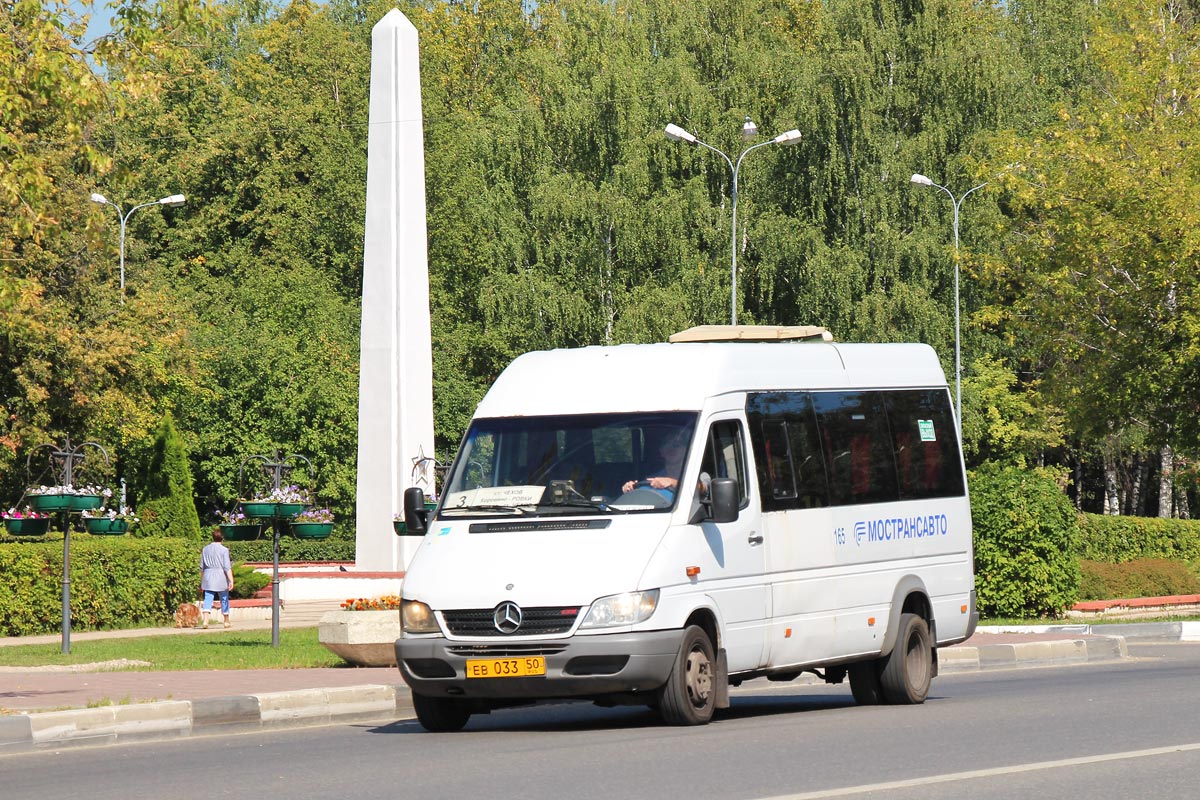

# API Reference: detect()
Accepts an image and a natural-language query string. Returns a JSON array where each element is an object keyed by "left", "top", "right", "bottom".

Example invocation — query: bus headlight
[
  {"left": 580, "top": 589, "right": 660, "bottom": 628},
  {"left": 400, "top": 599, "right": 439, "bottom": 634}
]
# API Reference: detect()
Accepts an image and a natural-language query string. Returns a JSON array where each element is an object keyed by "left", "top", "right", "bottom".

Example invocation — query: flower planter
[
  {"left": 219, "top": 523, "right": 263, "bottom": 541},
  {"left": 4, "top": 517, "right": 50, "bottom": 536},
  {"left": 240, "top": 501, "right": 307, "bottom": 519},
  {"left": 29, "top": 493, "right": 102, "bottom": 513},
  {"left": 83, "top": 517, "right": 130, "bottom": 535},
  {"left": 318, "top": 610, "right": 400, "bottom": 667},
  {"left": 291, "top": 522, "right": 333, "bottom": 539}
]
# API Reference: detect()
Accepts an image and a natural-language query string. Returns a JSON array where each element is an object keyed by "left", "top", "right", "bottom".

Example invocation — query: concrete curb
[
  {"left": 0, "top": 684, "right": 415, "bottom": 753},
  {"left": 940, "top": 636, "right": 1128, "bottom": 672},
  {"left": 976, "top": 621, "right": 1200, "bottom": 642}
]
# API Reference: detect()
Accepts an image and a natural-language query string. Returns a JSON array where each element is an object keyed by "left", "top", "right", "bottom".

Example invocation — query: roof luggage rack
[{"left": 668, "top": 325, "right": 833, "bottom": 343}]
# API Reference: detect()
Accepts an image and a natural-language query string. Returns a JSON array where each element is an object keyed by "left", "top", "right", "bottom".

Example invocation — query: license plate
[{"left": 465, "top": 656, "right": 546, "bottom": 678}]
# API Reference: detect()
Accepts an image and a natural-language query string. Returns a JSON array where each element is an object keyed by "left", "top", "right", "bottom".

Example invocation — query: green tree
[
  {"left": 987, "top": 0, "right": 1200, "bottom": 454},
  {"left": 136, "top": 413, "right": 203, "bottom": 540}
]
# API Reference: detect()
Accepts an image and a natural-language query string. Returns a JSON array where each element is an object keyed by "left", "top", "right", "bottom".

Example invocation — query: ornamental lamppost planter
[
  {"left": 23, "top": 437, "right": 113, "bottom": 654},
  {"left": 237, "top": 449, "right": 317, "bottom": 647}
]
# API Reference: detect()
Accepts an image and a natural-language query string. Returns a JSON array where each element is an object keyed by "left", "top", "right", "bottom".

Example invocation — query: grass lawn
[{"left": 0, "top": 627, "right": 347, "bottom": 671}]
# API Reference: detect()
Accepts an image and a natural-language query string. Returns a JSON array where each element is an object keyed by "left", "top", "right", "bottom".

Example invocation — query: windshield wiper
[
  {"left": 539, "top": 499, "right": 622, "bottom": 514},
  {"left": 440, "top": 503, "right": 531, "bottom": 515}
]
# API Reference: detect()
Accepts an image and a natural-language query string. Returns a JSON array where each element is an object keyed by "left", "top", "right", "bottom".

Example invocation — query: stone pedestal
[{"left": 317, "top": 610, "right": 401, "bottom": 667}]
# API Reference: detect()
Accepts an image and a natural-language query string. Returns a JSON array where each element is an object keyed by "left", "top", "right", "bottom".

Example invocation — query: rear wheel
[
  {"left": 412, "top": 693, "right": 472, "bottom": 732},
  {"left": 658, "top": 625, "right": 716, "bottom": 725},
  {"left": 879, "top": 613, "right": 933, "bottom": 704},
  {"left": 848, "top": 661, "right": 885, "bottom": 705}
]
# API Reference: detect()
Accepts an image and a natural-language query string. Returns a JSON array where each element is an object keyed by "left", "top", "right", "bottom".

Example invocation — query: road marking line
[{"left": 759, "top": 742, "right": 1200, "bottom": 799}]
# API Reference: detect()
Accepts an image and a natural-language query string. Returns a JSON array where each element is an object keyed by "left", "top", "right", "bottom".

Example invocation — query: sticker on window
[{"left": 917, "top": 419, "right": 936, "bottom": 442}]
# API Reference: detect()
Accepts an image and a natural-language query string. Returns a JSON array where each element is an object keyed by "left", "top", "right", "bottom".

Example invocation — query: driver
[{"left": 622, "top": 429, "right": 688, "bottom": 497}]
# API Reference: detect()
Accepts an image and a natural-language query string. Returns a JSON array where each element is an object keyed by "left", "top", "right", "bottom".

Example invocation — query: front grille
[
  {"left": 446, "top": 644, "right": 569, "bottom": 657},
  {"left": 442, "top": 606, "right": 579, "bottom": 637}
]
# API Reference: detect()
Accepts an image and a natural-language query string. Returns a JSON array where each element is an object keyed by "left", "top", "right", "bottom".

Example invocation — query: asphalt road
[{"left": 4, "top": 642, "right": 1199, "bottom": 800}]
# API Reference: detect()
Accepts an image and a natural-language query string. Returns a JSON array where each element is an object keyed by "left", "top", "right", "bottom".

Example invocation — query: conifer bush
[
  {"left": 136, "top": 414, "right": 203, "bottom": 541},
  {"left": 969, "top": 463, "right": 1080, "bottom": 618}
]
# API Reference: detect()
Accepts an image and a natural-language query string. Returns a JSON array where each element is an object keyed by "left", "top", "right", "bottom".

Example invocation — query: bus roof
[{"left": 474, "top": 340, "right": 948, "bottom": 418}]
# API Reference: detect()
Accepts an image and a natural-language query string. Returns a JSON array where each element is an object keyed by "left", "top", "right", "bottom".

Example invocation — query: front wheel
[
  {"left": 412, "top": 693, "right": 471, "bottom": 732},
  {"left": 658, "top": 625, "right": 717, "bottom": 725},
  {"left": 879, "top": 613, "right": 933, "bottom": 704}
]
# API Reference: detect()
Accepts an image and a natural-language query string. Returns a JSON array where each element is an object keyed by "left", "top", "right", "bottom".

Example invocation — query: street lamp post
[
  {"left": 666, "top": 120, "right": 801, "bottom": 326},
  {"left": 90, "top": 192, "right": 187, "bottom": 305},
  {"left": 910, "top": 173, "right": 987, "bottom": 434}
]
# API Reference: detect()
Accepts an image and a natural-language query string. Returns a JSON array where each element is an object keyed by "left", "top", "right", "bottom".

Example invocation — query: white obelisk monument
[{"left": 355, "top": 9, "right": 435, "bottom": 571}]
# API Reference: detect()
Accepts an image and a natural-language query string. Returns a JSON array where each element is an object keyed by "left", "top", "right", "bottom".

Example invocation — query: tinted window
[
  {"left": 813, "top": 391, "right": 899, "bottom": 505},
  {"left": 747, "top": 393, "right": 829, "bottom": 510},
  {"left": 886, "top": 389, "right": 964, "bottom": 499}
]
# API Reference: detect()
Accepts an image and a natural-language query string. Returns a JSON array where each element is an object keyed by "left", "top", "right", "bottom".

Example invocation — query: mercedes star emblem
[{"left": 493, "top": 601, "right": 522, "bottom": 634}]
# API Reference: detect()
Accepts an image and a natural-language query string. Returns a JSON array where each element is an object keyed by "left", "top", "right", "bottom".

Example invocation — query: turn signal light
[
  {"left": 867, "top": 617, "right": 876, "bottom": 626},
  {"left": 685, "top": 566, "right": 701, "bottom": 578}
]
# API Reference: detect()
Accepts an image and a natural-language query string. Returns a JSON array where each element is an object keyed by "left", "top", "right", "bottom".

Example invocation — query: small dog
[{"left": 174, "top": 602, "right": 201, "bottom": 628}]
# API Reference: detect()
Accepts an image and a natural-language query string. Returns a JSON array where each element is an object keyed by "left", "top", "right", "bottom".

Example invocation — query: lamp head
[
  {"left": 910, "top": 173, "right": 933, "bottom": 186},
  {"left": 158, "top": 194, "right": 187, "bottom": 207},
  {"left": 90, "top": 192, "right": 109, "bottom": 205},
  {"left": 664, "top": 123, "right": 697, "bottom": 145},
  {"left": 773, "top": 129, "right": 802, "bottom": 145},
  {"left": 741, "top": 117, "right": 758, "bottom": 142}
]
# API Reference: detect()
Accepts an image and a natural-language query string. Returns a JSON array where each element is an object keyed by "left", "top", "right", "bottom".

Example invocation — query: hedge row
[
  {"left": 1075, "top": 513, "right": 1200, "bottom": 564},
  {"left": 226, "top": 529, "right": 356, "bottom": 562},
  {"left": 1079, "top": 558, "right": 1200, "bottom": 601},
  {"left": 0, "top": 536, "right": 196, "bottom": 636}
]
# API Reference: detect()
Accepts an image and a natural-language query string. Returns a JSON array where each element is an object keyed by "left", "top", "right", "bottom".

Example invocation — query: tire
[
  {"left": 848, "top": 660, "right": 885, "bottom": 705},
  {"left": 879, "top": 612, "right": 933, "bottom": 705},
  {"left": 657, "top": 625, "right": 717, "bottom": 725},
  {"left": 412, "top": 693, "right": 472, "bottom": 732}
]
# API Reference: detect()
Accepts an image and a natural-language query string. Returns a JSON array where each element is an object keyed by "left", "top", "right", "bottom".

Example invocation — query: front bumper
[{"left": 396, "top": 629, "right": 685, "bottom": 700}]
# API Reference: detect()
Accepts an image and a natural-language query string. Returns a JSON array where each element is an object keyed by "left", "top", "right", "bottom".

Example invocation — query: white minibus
[{"left": 396, "top": 326, "right": 977, "bottom": 731}]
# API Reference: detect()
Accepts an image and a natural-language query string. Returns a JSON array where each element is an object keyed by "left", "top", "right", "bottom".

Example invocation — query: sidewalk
[{"left": 0, "top": 621, "right": 1188, "bottom": 752}]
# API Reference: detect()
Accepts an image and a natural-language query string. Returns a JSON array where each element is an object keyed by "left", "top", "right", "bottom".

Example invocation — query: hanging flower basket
[
  {"left": 4, "top": 517, "right": 51, "bottom": 536},
  {"left": 219, "top": 523, "right": 263, "bottom": 541},
  {"left": 240, "top": 501, "right": 307, "bottom": 518},
  {"left": 29, "top": 493, "right": 103, "bottom": 513},
  {"left": 291, "top": 522, "right": 334, "bottom": 539},
  {"left": 83, "top": 517, "right": 129, "bottom": 535}
]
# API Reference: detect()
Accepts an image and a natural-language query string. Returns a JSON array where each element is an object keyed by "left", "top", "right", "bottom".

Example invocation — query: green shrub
[
  {"left": 227, "top": 527, "right": 355, "bottom": 562},
  {"left": 969, "top": 463, "right": 1080, "bottom": 617},
  {"left": 0, "top": 536, "right": 196, "bottom": 636},
  {"left": 1076, "top": 513, "right": 1200, "bottom": 564},
  {"left": 136, "top": 414, "right": 203, "bottom": 541},
  {"left": 230, "top": 562, "right": 272, "bottom": 599},
  {"left": 1078, "top": 559, "right": 1200, "bottom": 600}
]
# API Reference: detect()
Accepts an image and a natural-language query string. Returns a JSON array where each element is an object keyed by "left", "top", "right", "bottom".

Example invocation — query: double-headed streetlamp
[
  {"left": 666, "top": 119, "right": 802, "bottom": 326},
  {"left": 910, "top": 173, "right": 987, "bottom": 434},
  {"left": 90, "top": 192, "right": 187, "bottom": 304}
]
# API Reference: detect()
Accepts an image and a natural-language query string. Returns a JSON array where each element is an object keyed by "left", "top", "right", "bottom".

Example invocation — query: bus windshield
[{"left": 440, "top": 412, "right": 697, "bottom": 516}]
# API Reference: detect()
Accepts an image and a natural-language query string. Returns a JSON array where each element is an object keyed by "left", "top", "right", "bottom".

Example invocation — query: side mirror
[
  {"left": 709, "top": 478, "right": 739, "bottom": 523},
  {"left": 689, "top": 476, "right": 740, "bottom": 524},
  {"left": 400, "top": 487, "right": 429, "bottom": 536}
]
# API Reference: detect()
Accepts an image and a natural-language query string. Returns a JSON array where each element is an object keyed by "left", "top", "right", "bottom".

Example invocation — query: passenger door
[{"left": 692, "top": 417, "right": 769, "bottom": 672}]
